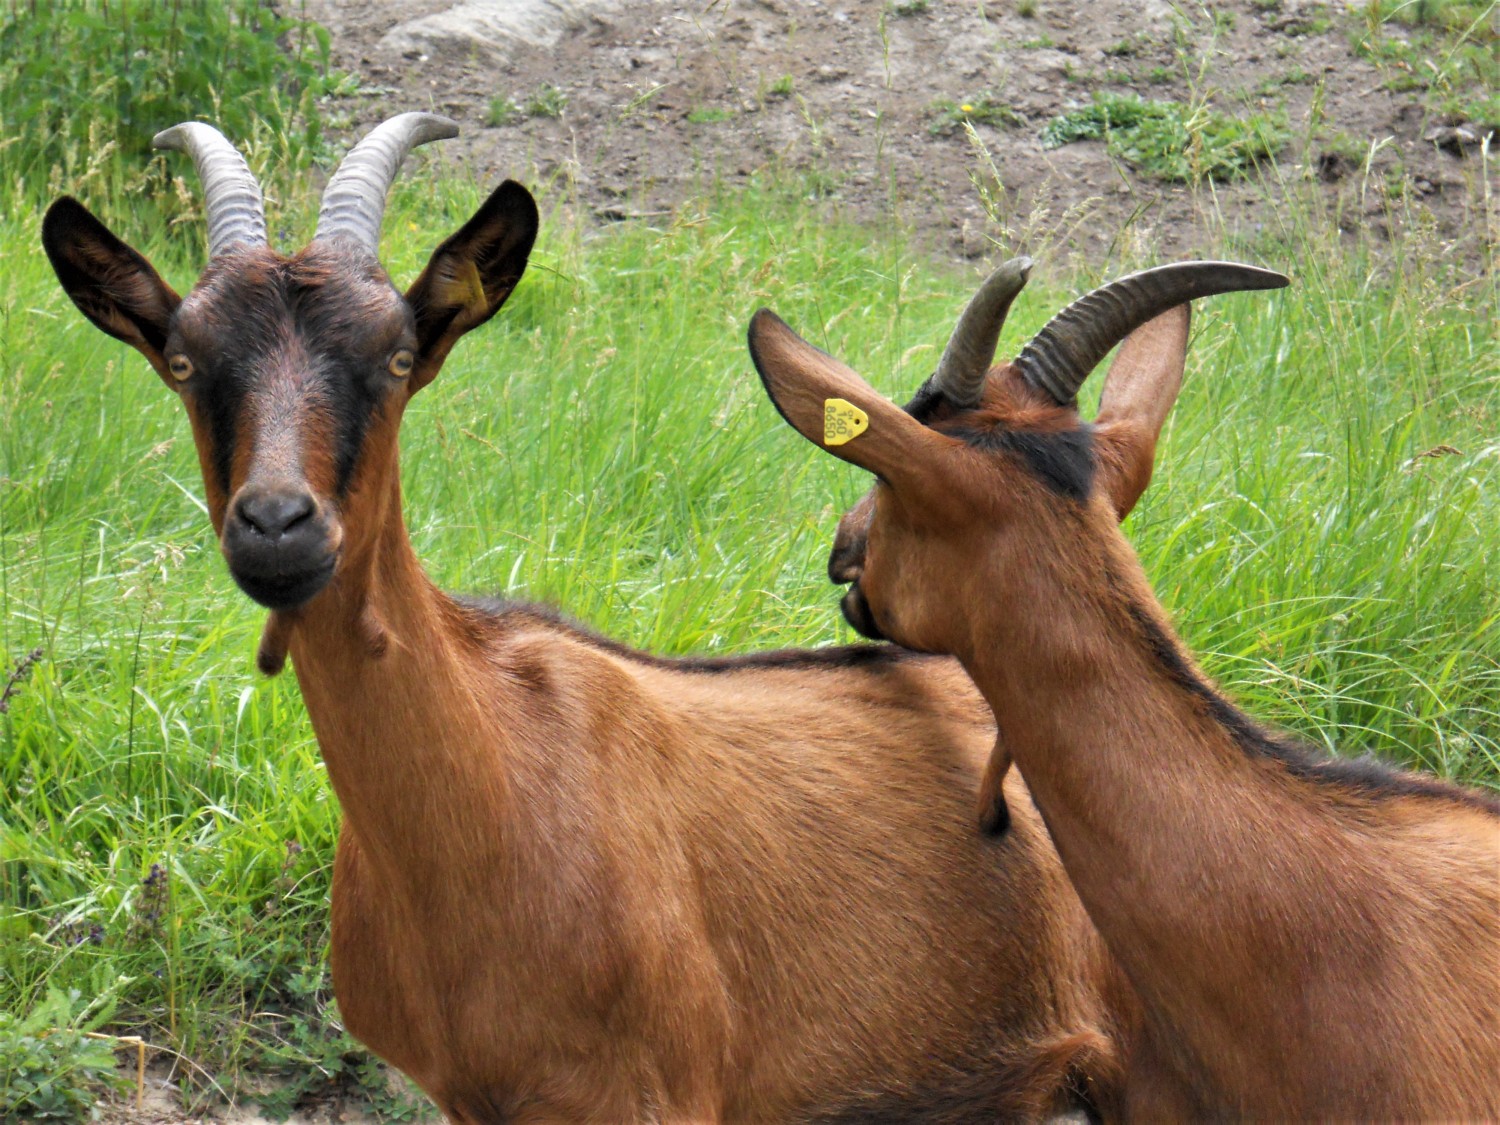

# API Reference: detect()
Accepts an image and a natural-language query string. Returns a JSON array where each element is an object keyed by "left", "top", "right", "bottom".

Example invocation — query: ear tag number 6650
[{"left": 824, "top": 399, "right": 869, "bottom": 446}]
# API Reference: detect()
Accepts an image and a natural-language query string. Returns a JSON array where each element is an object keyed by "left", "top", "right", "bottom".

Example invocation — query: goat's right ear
[
  {"left": 1092, "top": 304, "right": 1190, "bottom": 519},
  {"left": 404, "top": 179, "right": 539, "bottom": 389},
  {"left": 748, "top": 309, "right": 955, "bottom": 492},
  {"left": 42, "top": 196, "right": 181, "bottom": 377}
]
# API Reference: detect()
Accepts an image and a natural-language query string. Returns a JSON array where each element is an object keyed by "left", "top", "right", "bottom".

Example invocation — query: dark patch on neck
[
  {"left": 948, "top": 423, "right": 1097, "bottom": 503},
  {"left": 1121, "top": 594, "right": 1500, "bottom": 816},
  {"left": 902, "top": 375, "right": 948, "bottom": 423},
  {"left": 453, "top": 596, "right": 933, "bottom": 674},
  {"left": 904, "top": 379, "right": 1095, "bottom": 502}
]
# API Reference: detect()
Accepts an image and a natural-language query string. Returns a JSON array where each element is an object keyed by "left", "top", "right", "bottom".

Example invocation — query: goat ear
[
  {"left": 748, "top": 308, "right": 953, "bottom": 490},
  {"left": 1091, "top": 304, "right": 1190, "bottom": 519},
  {"left": 43, "top": 196, "right": 181, "bottom": 378},
  {"left": 405, "top": 179, "right": 539, "bottom": 388}
]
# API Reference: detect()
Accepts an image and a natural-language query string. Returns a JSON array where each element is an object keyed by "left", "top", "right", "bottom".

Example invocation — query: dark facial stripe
[
  {"left": 288, "top": 279, "right": 392, "bottom": 498},
  {"left": 197, "top": 373, "right": 250, "bottom": 499},
  {"left": 330, "top": 367, "right": 382, "bottom": 496}
]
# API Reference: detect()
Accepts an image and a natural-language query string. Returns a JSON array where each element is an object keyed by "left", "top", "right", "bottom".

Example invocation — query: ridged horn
[
  {"left": 314, "top": 112, "right": 459, "bottom": 252},
  {"left": 931, "top": 257, "right": 1033, "bottom": 407},
  {"left": 152, "top": 122, "right": 268, "bottom": 259},
  {"left": 1016, "top": 261, "right": 1290, "bottom": 404}
]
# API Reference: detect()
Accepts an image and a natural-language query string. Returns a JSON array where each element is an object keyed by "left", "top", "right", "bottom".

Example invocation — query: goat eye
[
  {"left": 388, "top": 350, "right": 415, "bottom": 379},
  {"left": 167, "top": 355, "right": 194, "bottom": 382}
]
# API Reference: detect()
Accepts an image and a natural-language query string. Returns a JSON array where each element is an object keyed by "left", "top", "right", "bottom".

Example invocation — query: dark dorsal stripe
[
  {"left": 1122, "top": 597, "right": 1500, "bottom": 815},
  {"left": 455, "top": 596, "right": 933, "bottom": 676}
]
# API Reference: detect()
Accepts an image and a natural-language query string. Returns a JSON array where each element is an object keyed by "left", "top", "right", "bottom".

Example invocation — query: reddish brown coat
[
  {"left": 44, "top": 189, "right": 1135, "bottom": 1122},
  {"left": 752, "top": 299, "right": 1500, "bottom": 1120}
]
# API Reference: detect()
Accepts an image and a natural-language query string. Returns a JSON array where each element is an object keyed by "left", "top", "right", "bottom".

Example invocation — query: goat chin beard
[{"left": 255, "top": 599, "right": 392, "bottom": 677}]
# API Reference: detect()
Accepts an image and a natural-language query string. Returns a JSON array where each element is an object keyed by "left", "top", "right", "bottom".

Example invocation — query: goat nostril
[{"left": 235, "top": 491, "right": 317, "bottom": 540}]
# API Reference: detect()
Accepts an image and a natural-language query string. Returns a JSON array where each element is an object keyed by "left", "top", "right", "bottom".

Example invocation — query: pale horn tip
[{"left": 151, "top": 124, "right": 194, "bottom": 151}]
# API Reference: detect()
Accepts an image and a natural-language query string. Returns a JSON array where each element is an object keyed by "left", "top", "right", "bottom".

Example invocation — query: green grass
[
  {"left": 524, "top": 83, "right": 568, "bottom": 119},
  {"left": 1, "top": 146, "right": 1497, "bottom": 1117},
  {"left": 0, "top": 2, "right": 332, "bottom": 210},
  {"left": 687, "top": 105, "right": 735, "bottom": 125},
  {"left": 1352, "top": 0, "right": 1499, "bottom": 122},
  {"left": 1042, "top": 92, "right": 1290, "bottom": 183},
  {"left": 486, "top": 95, "right": 522, "bottom": 128}
]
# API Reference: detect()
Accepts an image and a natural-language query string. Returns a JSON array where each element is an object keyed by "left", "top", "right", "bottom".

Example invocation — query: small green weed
[
  {"left": 687, "top": 106, "right": 734, "bottom": 124},
  {"left": 1017, "top": 0, "right": 1039, "bottom": 17},
  {"left": 1041, "top": 92, "right": 1288, "bottom": 182},
  {"left": 1019, "top": 33, "right": 1056, "bottom": 48},
  {"left": 0, "top": 986, "right": 129, "bottom": 1122},
  {"left": 228, "top": 951, "right": 431, "bottom": 1120},
  {"left": 1061, "top": 61, "right": 1101, "bottom": 84},
  {"left": 486, "top": 95, "right": 522, "bottom": 127},
  {"left": 1255, "top": 66, "right": 1316, "bottom": 94},
  {"left": 930, "top": 94, "right": 1026, "bottom": 135},
  {"left": 525, "top": 83, "right": 568, "bottom": 118},
  {"left": 765, "top": 74, "right": 796, "bottom": 98},
  {"left": 889, "top": 0, "right": 930, "bottom": 15},
  {"left": 1274, "top": 4, "right": 1334, "bottom": 35},
  {"left": 1104, "top": 33, "right": 1154, "bottom": 57}
]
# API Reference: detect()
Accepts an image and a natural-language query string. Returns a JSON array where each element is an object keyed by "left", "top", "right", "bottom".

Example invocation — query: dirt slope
[{"left": 305, "top": 0, "right": 1494, "bottom": 270}]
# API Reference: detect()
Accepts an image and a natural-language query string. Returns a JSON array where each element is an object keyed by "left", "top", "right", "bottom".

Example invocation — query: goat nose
[{"left": 234, "top": 489, "right": 316, "bottom": 540}]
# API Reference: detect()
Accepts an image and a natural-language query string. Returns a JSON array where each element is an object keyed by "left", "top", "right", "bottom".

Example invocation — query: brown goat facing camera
[
  {"left": 44, "top": 114, "right": 1148, "bottom": 1122},
  {"left": 749, "top": 259, "right": 1500, "bottom": 1120}
]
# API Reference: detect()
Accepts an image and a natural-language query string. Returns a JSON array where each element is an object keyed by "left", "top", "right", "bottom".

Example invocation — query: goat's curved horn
[
  {"left": 314, "top": 113, "right": 459, "bottom": 252},
  {"left": 152, "top": 122, "right": 268, "bottom": 259},
  {"left": 931, "top": 257, "right": 1033, "bottom": 407},
  {"left": 1016, "top": 261, "right": 1290, "bottom": 405}
]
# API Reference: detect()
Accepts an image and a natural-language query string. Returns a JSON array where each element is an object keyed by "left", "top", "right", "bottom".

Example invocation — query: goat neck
[{"left": 750, "top": 268, "right": 1500, "bottom": 1119}]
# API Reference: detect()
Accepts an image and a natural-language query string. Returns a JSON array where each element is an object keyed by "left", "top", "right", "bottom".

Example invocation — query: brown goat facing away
[
  {"left": 43, "top": 114, "right": 1147, "bottom": 1122},
  {"left": 748, "top": 260, "right": 1500, "bottom": 1120}
]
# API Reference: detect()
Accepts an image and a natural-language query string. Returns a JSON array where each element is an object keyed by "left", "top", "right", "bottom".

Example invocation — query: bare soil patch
[{"left": 304, "top": 0, "right": 1494, "bottom": 269}]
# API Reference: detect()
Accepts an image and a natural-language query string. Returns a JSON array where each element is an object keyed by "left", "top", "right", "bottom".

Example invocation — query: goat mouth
[
  {"left": 226, "top": 552, "right": 338, "bottom": 611},
  {"left": 840, "top": 584, "right": 886, "bottom": 642}
]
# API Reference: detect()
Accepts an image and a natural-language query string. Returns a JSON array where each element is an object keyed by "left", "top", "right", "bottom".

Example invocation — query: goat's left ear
[
  {"left": 404, "top": 179, "right": 539, "bottom": 388},
  {"left": 1091, "top": 304, "right": 1190, "bottom": 519},
  {"left": 42, "top": 196, "right": 182, "bottom": 376},
  {"left": 748, "top": 309, "right": 956, "bottom": 495}
]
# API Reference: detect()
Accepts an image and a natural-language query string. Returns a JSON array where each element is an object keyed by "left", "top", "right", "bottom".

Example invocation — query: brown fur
[
  {"left": 43, "top": 191, "right": 1136, "bottom": 1122},
  {"left": 751, "top": 300, "right": 1500, "bottom": 1120}
]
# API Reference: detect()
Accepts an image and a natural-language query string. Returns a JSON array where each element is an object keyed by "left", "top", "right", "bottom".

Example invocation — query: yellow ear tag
[{"left": 824, "top": 398, "right": 869, "bottom": 446}]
